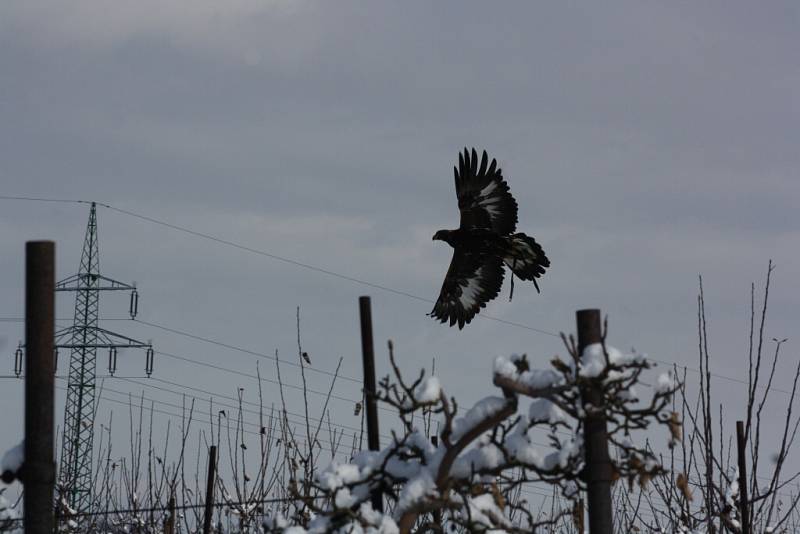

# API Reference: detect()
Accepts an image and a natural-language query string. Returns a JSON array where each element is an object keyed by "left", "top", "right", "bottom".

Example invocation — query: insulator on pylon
[
  {"left": 108, "top": 347, "right": 118, "bottom": 376},
  {"left": 129, "top": 289, "right": 139, "bottom": 319},
  {"left": 145, "top": 347, "right": 154, "bottom": 377},
  {"left": 14, "top": 344, "right": 23, "bottom": 378},
  {"left": 54, "top": 347, "right": 59, "bottom": 373}
]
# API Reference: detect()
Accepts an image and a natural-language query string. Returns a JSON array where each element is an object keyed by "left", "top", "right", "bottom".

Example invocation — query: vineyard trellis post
[
  {"left": 164, "top": 495, "right": 176, "bottom": 534},
  {"left": 203, "top": 445, "right": 217, "bottom": 534},
  {"left": 24, "top": 241, "right": 56, "bottom": 534},
  {"left": 577, "top": 308, "right": 613, "bottom": 534},
  {"left": 358, "top": 296, "right": 383, "bottom": 513},
  {"left": 737, "top": 420, "right": 751, "bottom": 534}
]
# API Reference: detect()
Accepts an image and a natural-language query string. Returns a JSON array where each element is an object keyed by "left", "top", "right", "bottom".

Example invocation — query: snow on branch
[
  {"left": 271, "top": 326, "right": 680, "bottom": 533},
  {"left": 0, "top": 441, "right": 23, "bottom": 485}
]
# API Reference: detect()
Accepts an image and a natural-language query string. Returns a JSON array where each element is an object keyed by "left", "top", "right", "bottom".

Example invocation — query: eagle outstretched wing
[
  {"left": 430, "top": 250, "right": 505, "bottom": 329},
  {"left": 455, "top": 148, "right": 518, "bottom": 234}
]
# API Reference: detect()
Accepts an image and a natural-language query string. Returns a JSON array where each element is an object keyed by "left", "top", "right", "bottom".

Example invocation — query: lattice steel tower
[{"left": 56, "top": 202, "right": 153, "bottom": 515}]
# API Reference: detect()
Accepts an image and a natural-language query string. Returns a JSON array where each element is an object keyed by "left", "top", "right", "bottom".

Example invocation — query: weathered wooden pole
[
  {"left": 736, "top": 421, "right": 751, "bottom": 534},
  {"left": 202, "top": 445, "right": 218, "bottom": 534},
  {"left": 577, "top": 308, "right": 613, "bottom": 534},
  {"left": 358, "top": 296, "right": 383, "bottom": 513},
  {"left": 24, "top": 241, "right": 56, "bottom": 534},
  {"left": 164, "top": 495, "right": 176, "bottom": 534}
]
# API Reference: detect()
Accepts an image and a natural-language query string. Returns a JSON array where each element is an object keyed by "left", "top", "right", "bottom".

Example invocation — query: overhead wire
[
  {"left": 119, "top": 376, "right": 368, "bottom": 436},
  {"left": 57, "top": 383, "right": 583, "bottom": 509},
  {"left": 4, "top": 310, "right": 796, "bottom": 456},
  {"left": 2, "top": 495, "right": 325, "bottom": 524},
  {"left": 0, "top": 484, "right": 576, "bottom": 524},
  {"left": 96, "top": 384, "right": 350, "bottom": 450},
  {"left": 0, "top": 195, "right": 793, "bottom": 396},
  {"left": 0, "top": 196, "right": 559, "bottom": 336},
  {"left": 130, "top": 362, "right": 800, "bottom": 498},
  {"left": 77, "top": 380, "right": 567, "bottom": 488},
  {"left": 4, "top": 194, "right": 799, "bottom": 512},
  {"left": 154, "top": 348, "right": 361, "bottom": 405},
  {"left": 122, "top": 376, "right": 566, "bottom": 448},
  {"left": 131, "top": 318, "right": 363, "bottom": 384},
  {"left": 0, "top": 316, "right": 362, "bottom": 385},
  {"left": 56, "top": 383, "right": 352, "bottom": 455},
  {"left": 1, "top": 302, "right": 795, "bottom": 399}
]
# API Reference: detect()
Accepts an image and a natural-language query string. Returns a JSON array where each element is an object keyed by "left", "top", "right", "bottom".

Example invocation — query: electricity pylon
[{"left": 55, "top": 202, "right": 153, "bottom": 516}]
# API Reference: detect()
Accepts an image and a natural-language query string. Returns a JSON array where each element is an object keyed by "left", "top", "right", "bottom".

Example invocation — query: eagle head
[{"left": 432, "top": 229, "right": 456, "bottom": 246}]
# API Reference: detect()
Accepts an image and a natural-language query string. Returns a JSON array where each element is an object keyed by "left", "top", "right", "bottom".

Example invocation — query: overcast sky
[{"left": 1, "top": 0, "right": 798, "bottom": 503}]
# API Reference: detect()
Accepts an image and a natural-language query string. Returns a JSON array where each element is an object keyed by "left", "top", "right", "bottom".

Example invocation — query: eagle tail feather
[{"left": 504, "top": 233, "right": 549, "bottom": 285}]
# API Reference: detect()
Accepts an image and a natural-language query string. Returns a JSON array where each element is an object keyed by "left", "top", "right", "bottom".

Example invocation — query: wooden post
[
  {"left": 164, "top": 495, "right": 176, "bottom": 534},
  {"left": 358, "top": 296, "right": 383, "bottom": 513},
  {"left": 203, "top": 445, "right": 217, "bottom": 534},
  {"left": 24, "top": 241, "right": 56, "bottom": 534},
  {"left": 577, "top": 309, "right": 613, "bottom": 534},
  {"left": 736, "top": 421, "right": 751, "bottom": 534}
]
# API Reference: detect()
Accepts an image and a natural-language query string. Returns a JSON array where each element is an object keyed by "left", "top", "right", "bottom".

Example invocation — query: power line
[
  {"left": 89, "top": 357, "right": 566, "bottom": 451},
  {"left": 77, "top": 378, "right": 560, "bottom": 471},
  {"left": 131, "top": 318, "right": 363, "bottom": 384},
  {"left": 154, "top": 348, "right": 363, "bottom": 405},
  {"left": 119, "top": 376, "right": 368, "bottom": 436},
  {"left": 102, "top": 201, "right": 561, "bottom": 336},
  {"left": 2, "top": 196, "right": 790, "bottom": 394},
  {"left": 19, "top": 370, "right": 794, "bottom": 495},
  {"left": 95, "top": 383, "right": 353, "bottom": 449},
  {"left": 135, "top": 376, "right": 567, "bottom": 446},
  {"left": 73, "top": 372, "right": 800, "bottom": 501},
  {"left": 2, "top": 494, "right": 325, "bottom": 524},
  {"left": 55, "top": 384, "right": 353, "bottom": 454},
  {"left": 4, "top": 311, "right": 795, "bottom": 399},
  {"left": 5, "top": 195, "right": 792, "bottom": 526},
  {"left": 1, "top": 375, "right": 150, "bottom": 380},
  {"left": 0, "top": 195, "right": 91, "bottom": 205},
  {"left": 86, "top": 363, "right": 800, "bottom": 497},
  {"left": 4, "top": 316, "right": 364, "bottom": 391},
  {"left": 2, "top": 486, "right": 571, "bottom": 523},
  {"left": 150, "top": 346, "right": 450, "bottom": 430},
  {"left": 74, "top": 321, "right": 800, "bottom": 400},
  {"left": 0, "top": 195, "right": 560, "bottom": 337},
  {"left": 4, "top": 316, "right": 365, "bottom": 389}
]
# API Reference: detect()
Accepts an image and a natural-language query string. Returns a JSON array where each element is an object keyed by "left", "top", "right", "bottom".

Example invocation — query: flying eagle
[{"left": 430, "top": 148, "right": 549, "bottom": 329}]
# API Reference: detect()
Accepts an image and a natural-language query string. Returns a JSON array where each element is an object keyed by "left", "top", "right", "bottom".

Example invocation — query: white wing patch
[
  {"left": 479, "top": 182, "right": 497, "bottom": 196},
  {"left": 458, "top": 267, "right": 484, "bottom": 308},
  {"left": 477, "top": 189, "right": 503, "bottom": 217}
]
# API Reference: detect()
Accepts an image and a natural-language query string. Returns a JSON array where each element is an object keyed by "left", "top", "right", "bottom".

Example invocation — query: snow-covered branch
[{"left": 272, "top": 326, "right": 679, "bottom": 533}]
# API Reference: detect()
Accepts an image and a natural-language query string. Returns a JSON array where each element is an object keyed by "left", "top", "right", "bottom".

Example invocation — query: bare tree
[{"left": 613, "top": 262, "right": 800, "bottom": 533}]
